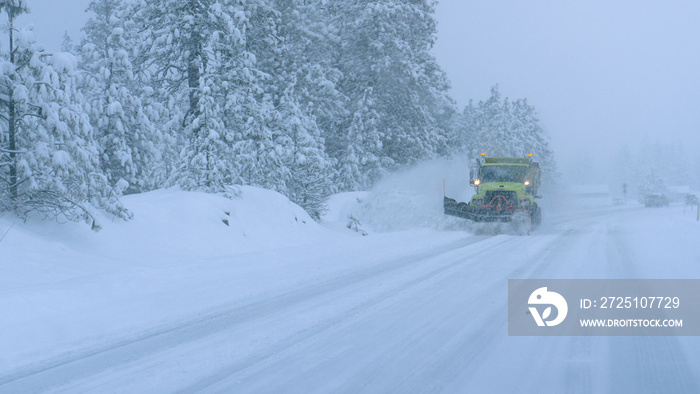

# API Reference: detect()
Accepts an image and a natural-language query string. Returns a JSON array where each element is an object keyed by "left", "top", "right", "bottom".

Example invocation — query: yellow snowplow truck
[{"left": 444, "top": 154, "right": 542, "bottom": 234}]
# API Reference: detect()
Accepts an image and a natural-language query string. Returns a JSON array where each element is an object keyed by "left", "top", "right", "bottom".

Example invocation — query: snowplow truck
[{"left": 444, "top": 154, "right": 542, "bottom": 231}]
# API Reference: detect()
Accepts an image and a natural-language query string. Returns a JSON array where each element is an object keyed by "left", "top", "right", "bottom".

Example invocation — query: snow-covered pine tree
[
  {"left": 0, "top": 2, "right": 129, "bottom": 227},
  {"left": 206, "top": 0, "right": 292, "bottom": 194},
  {"left": 337, "top": 87, "right": 385, "bottom": 190},
  {"left": 248, "top": 0, "right": 337, "bottom": 216},
  {"left": 475, "top": 85, "right": 509, "bottom": 155},
  {"left": 118, "top": 3, "right": 175, "bottom": 184},
  {"left": 630, "top": 139, "right": 692, "bottom": 193},
  {"left": 0, "top": 0, "right": 26, "bottom": 211},
  {"left": 61, "top": 32, "right": 74, "bottom": 53},
  {"left": 456, "top": 85, "right": 557, "bottom": 187},
  {"left": 131, "top": 0, "right": 254, "bottom": 193},
  {"left": 136, "top": 0, "right": 334, "bottom": 216},
  {"left": 510, "top": 97, "right": 557, "bottom": 178},
  {"left": 271, "top": 0, "right": 346, "bottom": 163},
  {"left": 469, "top": 85, "right": 556, "bottom": 175},
  {"left": 79, "top": 0, "right": 165, "bottom": 194},
  {"left": 277, "top": 92, "right": 334, "bottom": 219},
  {"left": 333, "top": 0, "right": 452, "bottom": 176},
  {"left": 451, "top": 99, "right": 479, "bottom": 158},
  {"left": 638, "top": 167, "right": 666, "bottom": 197}
]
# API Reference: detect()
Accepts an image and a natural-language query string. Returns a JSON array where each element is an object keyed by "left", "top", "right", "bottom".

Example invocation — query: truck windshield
[{"left": 480, "top": 165, "right": 528, "bottom": 183}]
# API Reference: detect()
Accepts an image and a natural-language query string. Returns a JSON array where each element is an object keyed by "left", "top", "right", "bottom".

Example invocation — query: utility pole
[{"left": 622, "top": 183, "right": 627, "bottom": 205}]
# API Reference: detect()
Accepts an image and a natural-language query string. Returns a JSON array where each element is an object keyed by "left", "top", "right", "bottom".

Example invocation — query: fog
[{"left": 432, "top": 0, "right": 700, "bottom": 188}]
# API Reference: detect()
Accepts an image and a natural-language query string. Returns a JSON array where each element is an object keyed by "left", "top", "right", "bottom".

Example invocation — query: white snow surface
[
  {"left": 1, "top": 187, "right": 332, "bottom": 370},
  {"left": 1, "top": 174, "right": 700, "bottom": 393}
]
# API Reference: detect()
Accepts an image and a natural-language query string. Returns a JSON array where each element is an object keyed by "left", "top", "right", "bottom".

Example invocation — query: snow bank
[
  {"left": 104, "top": 186, "right": 331, "bottom": 257},
  {"left": 3, "top": 186, "right": 329, "bottom": 266},
  {"left": 0, "top": 184, "right": 474, "bottom": 378},
  {"left": 0, "top": 186, "right": 335, "bottom": 370},
  {"left": 331, "top": 158, "right": 475, "bottom": 233}
]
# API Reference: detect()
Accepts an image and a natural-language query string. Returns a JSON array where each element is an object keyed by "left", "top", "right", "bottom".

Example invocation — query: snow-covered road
[{"left": 2, "top": 203, "right": 700, "bottom": 393}]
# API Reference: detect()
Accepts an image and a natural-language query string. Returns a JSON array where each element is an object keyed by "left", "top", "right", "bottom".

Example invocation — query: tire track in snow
[
  {"left": 219, "top": 227, "right": 587, "bottom": 393},
  {"left": 403, "top": 227, "right": 594, "bottom": 393},
  {"left": 605, "top": 221, "right": 700, "bottom": 393},
  {"left": 176, "top": 235, "right": 528, "bottom": 393},
  {"left": 0, "top": 234, "right": 507, "bottom": 393},
  {"left": 408, "top": 219, "right": 620, "bottom": 393}
]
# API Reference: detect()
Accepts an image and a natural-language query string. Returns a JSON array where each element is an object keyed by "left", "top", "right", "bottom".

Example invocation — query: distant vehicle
[
  {"left": 684, "top": 194, "right": 699, "bottom": 206},
  {"left": 644, "top": 194, "right": 669, "bottom": 207}
]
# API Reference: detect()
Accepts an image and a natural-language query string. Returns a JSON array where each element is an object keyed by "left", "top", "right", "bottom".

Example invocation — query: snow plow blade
[{"left": 443, "top": 196, "right": 514, "bottom": 223}]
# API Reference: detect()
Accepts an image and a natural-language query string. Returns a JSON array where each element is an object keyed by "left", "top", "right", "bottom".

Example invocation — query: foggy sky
[
  {"left": 8, "top": 0, "right": 700, "bottom": 177},
  {"left": 432, "top": 0, "right": 700, "bottom": 175},
  {"left": 14, "top": 0, "right": 88, "bottom": 50}
]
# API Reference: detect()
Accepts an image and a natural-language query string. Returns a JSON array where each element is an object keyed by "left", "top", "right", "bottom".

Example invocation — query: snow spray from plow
[{"left": 344, "top": 159, "right": 473, "bottom": 233}]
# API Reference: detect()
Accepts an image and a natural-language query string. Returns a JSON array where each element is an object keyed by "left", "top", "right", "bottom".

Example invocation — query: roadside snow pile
[
  {"left": 0, "top": 184, "right": 470, "bottom": 378},
  {"left": 340, "top": 158, "right": 475, "bottom": 232},
  {"left": 0, "top": 186, "right": 337, "bottom": 372},
  {"left": 1, "top": 186, "right": 330, "bottom": 267},
  {"left": 0, "top": 185, "right": 339, "bottom": 297},
  {"left": 106, "top": 186, "right": 331, "bottom": 257}
]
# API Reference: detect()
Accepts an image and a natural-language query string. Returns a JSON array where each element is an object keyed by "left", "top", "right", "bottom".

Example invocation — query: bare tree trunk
[
  {"left": 187, "top": 20, "right": 201, "bottom": 137},
  {"left": 187, "top": 54, "right": 200, "bottom": 134},
  {"left": 7, "top": 14, "right": 17, "bottom": 204}
]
